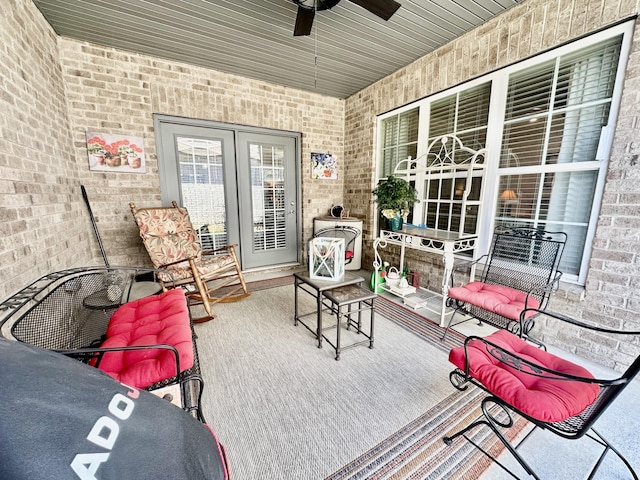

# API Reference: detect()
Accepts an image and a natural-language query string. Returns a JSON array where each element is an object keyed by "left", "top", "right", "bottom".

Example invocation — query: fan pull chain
[{"left": 314, "top": 0, "right": 318, "bottom": 89}]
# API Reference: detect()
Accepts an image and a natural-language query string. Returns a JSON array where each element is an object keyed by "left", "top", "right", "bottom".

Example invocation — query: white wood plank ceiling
[{"left": 32, "top": 0, "right": 522, "bottom": 98}]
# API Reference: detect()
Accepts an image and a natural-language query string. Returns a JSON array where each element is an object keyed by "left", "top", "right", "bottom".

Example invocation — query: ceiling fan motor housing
[
  {"left": 292, "top": 0, "right": 400, "bottom": 36},
  {"left": 293, "top": 0, "right": 341, "bottom": 10}
]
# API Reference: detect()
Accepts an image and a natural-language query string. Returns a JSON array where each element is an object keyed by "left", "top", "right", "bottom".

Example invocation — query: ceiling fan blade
[
  {"left": 294, "top": 6, "right": 315, "bottom": 36},
  {"left": 348, "top": 0, "right": 401, "bottom": 21}
]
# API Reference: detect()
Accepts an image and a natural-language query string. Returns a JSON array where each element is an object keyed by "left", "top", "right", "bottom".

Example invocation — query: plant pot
[
  {"left": 389, "top": 213, "right": 403, "bottom": 231},
  {"left": 381, "top": 212, "right": 403, "bottom": 231}
]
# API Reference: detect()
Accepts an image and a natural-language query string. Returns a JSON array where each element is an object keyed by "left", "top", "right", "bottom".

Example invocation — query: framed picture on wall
[
  {"left": 311, "top": 152, "right": 337, "bottom": 179},
  {"left": 86, "top": 132, "right": 146, "bottom": 173}
]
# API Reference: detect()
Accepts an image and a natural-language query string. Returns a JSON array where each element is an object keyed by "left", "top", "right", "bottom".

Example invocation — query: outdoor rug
[
  {"left": 193, "top": 275, "right": 527, "bottom": 480},
  {"left": 327, "top": 296, "right": 529, "bottom": 480}
]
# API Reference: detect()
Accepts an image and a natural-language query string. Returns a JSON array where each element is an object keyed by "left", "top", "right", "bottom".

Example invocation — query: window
[
  {"left": 498, "top": 35, "right": 623, "bottom": 279},
  {"left": 379, "top": 108, "right": 419, "bottom": 177},
  {"left": 377, "top": 21, "right": 632, "bottom": 284},
  {"left": 419, "top": 83, "right": 491, "bottom": 235}
]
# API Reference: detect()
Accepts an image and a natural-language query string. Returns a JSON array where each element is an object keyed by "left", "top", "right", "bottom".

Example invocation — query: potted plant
[{"left": 372, "top": 175, "right": 419, "bottom": 231}]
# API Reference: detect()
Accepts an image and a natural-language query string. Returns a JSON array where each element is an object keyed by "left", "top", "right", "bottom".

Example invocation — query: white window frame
[{"left": 375, "top": 19, "right": 634, "bottom": 285}]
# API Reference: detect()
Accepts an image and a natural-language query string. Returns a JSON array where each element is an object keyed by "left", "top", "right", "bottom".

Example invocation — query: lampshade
[{"left": 499, "top": 189, "right": 518, "bottom": 201}]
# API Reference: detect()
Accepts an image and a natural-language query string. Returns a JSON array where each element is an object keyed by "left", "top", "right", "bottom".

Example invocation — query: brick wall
[
  {"left": 345, "top": 0, "right": 640, "bottom": 370},
  {"left": 56, "top": 40, "right": 345, "bottom": 268},
  {"left": 0, "top": 0, "right": 96, "bottom": 300}
]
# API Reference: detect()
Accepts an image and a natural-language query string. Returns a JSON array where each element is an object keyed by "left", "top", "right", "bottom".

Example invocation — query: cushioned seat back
[{"left": 132, "top": 205, "right": 202, "bottom": 269}]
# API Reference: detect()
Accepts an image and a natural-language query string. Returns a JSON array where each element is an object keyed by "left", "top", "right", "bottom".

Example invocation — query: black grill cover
[{"left": 0, "top": 339, "right": 228, "bottom": 480}]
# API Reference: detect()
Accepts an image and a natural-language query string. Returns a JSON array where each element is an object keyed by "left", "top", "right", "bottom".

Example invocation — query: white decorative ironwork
[
  {"left": 373, "top": 134, "right": 487, "bottom": 326},
  {"left": 394, "top": 134, "right": 487, "bottom": 236}
]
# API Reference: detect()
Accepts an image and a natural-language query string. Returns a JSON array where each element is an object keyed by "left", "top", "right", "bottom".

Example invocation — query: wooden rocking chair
[
  {"left": 443, "top": 308, "right": 640, "bottom": 479},
  {"left": 130, "top": 201, "right": 250, "bottom": 323}
]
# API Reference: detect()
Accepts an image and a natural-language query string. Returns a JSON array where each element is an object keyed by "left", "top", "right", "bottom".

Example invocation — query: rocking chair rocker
[
  {"left": 443, "top": 308, "right": 640, "bottom": 479},
  {"left": 130, "top": 201, "right": 250, "bottom": 323}
]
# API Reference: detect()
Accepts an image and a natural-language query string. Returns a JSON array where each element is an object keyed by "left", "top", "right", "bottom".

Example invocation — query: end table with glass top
[{"left": 293, "top": 271, "right": 364, "bottom": 348}]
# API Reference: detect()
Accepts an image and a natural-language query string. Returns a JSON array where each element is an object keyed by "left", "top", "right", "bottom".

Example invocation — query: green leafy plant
[{"left": 372, "top": 175, "right": 419, "bottom": 219}]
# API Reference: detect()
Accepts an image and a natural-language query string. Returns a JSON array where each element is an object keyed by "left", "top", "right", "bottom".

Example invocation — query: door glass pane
[
  {"left": 250, "top": 143, "right": 286, "bottom": 251},
  {"left": 177, "top": 137, "right": 227, "bottom": 250}
]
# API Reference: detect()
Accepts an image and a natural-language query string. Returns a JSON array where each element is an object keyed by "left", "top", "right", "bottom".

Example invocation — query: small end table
[
  {"left": 293, "top": 271, "right": 364, "bottom": 347},
  {"left": 322, "top": 284, "right": 375, "bottom": 360}
]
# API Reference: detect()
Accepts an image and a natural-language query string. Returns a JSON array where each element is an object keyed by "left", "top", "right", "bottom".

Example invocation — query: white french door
[{"left": 154, "top": 115, "right": 301, "bottom": 270}]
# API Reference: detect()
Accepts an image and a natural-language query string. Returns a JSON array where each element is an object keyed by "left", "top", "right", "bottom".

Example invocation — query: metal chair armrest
[
  {"left": 57, "top": 343, "right": 182, "bottom": 381},
  {"left": 449, "top": 254, "right": 488, "bottom": 285},
  {"left": 453, "top": 254, "right": 488, "bottom": 272},
  {"left": 461, "top": 335, "right": 624, "bottom": 386},
  {"left": 520, "top": 308, "right": 640, "bottom": 338}
]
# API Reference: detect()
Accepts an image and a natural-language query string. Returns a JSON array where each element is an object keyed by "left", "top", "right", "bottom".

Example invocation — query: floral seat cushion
[
  {"left": 158, "top": 254, "right": 236, "bottom": 283},
  {"left": 448, "top": 282, "right": 540, "bottom": 321},
  {"left": 98, "top": 288, "right": 194, "bottom": 389},
  {"left": 449, "top": 330, "right": 599, "bottom": 423}
]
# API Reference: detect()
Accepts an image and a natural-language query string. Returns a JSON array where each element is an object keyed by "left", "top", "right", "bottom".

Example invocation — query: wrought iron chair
[
  {"left": 313, "top": 225, "right": 361, "bottom": 266},
  {"left": 130, "top": 201, "right": 250, "bottom": 323},
  {"left": 443, "top": 308, "right": 640, "bottom": 479},
  {"left": 442, "top": 227, "right": 567, "bottom": 341}
]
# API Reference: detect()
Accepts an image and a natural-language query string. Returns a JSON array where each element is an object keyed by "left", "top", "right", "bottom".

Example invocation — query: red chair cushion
[
  {"left": 449, "top": 330, "right": 600, "bottom": 423},
  {"left": 98, "top": 289, "right": 194, "bottom": 389},
  {"left": 448, "top": 282, "right": 540, "bottom": 320}
]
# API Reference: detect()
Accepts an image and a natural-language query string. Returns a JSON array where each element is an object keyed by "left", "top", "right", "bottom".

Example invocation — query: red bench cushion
[
  {"left": 448, "top": 282, "right": 540, "bottom": 320},
  {"left": 449, "top": 330, "right": 599, "bottom": 423},
  {"left": 98, "top": 288, "right": 194, "bottom": 389}
]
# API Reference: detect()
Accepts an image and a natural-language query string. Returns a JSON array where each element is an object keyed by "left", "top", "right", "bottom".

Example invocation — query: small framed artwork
[
  {"left": 311, "top": 152, "right": 337, "bottom": 179},
  {"left": 86, "top": 132, "right": 146, "bottom": 173}
]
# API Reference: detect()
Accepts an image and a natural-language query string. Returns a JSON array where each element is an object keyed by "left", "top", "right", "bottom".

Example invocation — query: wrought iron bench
[
  {"left": 442, "top": 227, "right": 567, "bottom": 342},
  {"left": 0, "top": 266, "right": 206, "bottom": 421}
]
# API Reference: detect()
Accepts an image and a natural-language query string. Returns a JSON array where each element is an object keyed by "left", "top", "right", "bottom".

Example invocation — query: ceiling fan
[{"left": 291, "top": 0, "right": 401, "bottom": 36}]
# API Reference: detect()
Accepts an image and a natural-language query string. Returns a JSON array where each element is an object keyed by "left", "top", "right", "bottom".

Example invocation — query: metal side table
[
  {"left": 322, "top": 284, "right": 375, "bottom": 360},
  {"left": 293, "top": 271, "right": 364, "bottom": 348}
]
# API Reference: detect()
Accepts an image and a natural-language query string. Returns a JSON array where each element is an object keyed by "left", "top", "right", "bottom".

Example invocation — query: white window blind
[
  {"left": 380, "top": 108, "right": 419, "bottom": 177},
  {"left": 419, "top": 82, "right": 491, "bottom": 236},
  {"left": 429, "top": 82, "right": 491, "bottom": 150},
  {"left": 499, "top": 35, "right": 622, "bottom": 277}
]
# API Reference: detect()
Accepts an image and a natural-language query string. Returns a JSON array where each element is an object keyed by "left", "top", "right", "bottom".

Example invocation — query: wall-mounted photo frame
[
  {"left": 86, "top": 132, "right": 146, "bottom": 173},
  {"left": 311, "top": 152, "right": 337, "bottom": 179}
]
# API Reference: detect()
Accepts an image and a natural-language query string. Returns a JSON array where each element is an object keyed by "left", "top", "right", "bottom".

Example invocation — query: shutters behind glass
[
  {"left": 499, "top": 35, "right": 623, "bottom": 277},
  {"left": 155, "top": 117, "right": 301, "bottom": 270}
]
